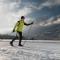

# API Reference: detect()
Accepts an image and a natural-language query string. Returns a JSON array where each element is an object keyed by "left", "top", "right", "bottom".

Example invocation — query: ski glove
[{"left": 31, "top": 22, "right": 33, "bottom": 24}]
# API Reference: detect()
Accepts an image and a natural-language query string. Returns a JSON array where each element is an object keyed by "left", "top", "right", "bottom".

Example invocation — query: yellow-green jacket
[
  {"left": 13, "top": 19, "right": 33, "bottom": 32},
  {"left": 14, "top": 19, "right": 24, "bottom": 32}
]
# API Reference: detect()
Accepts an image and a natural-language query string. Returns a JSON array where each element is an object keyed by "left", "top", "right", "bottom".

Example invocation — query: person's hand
[{"left": 31, "top": 22, "right": 33, "bottom": 24}]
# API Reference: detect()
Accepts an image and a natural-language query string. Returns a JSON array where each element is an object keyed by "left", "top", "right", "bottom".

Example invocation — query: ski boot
[{"left": 10, "top": 41, "right": 13, "bottom": 46}]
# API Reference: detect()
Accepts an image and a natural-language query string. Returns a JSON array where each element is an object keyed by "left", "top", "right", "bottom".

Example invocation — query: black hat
[{"left": 21, "top": 16, "right": 25, "bottom": 19}]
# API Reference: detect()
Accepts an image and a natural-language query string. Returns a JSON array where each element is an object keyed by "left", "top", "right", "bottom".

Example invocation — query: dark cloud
[{"left": 26, "top": 23, "right": 60, "bottom": 40}]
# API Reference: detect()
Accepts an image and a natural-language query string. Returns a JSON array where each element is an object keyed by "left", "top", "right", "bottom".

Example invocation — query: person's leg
[
  {"left": 18, "top": 32, "right": 23, "bottom": 46},
  {"left": 10, "top": 35, "right": 17, "bottom": 46}
]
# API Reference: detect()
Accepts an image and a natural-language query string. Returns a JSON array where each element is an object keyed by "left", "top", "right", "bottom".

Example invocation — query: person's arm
[
  {"left": 12, "top": 25, "right": 16, "bottom": 32},
  {"left": 24, "top": 22, "right": 33, "bottom": 26}
]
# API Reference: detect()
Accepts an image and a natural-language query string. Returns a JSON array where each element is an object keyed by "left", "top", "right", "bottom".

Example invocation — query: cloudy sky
[{"left": 0, "top": 0, "right": 60, "bottom": 39}]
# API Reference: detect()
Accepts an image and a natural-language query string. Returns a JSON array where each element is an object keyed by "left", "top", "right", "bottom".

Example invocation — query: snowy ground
[{"left": 0, "top": 40, "right": 60, "bottom": 60}]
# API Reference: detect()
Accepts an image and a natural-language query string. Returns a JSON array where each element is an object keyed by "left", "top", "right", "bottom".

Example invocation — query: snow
[{"left": 0, "top": 40, "right": 60, "bottom": 60}]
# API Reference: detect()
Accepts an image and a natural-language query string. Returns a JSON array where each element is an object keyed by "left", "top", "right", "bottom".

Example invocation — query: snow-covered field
[{"left": 0, "top": 40, "right": 60, "bottom": 60}]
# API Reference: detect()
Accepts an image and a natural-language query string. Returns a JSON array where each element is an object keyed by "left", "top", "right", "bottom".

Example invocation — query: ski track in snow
[{"left": 0, "top": 40, "right": 60, "bottom": 60}]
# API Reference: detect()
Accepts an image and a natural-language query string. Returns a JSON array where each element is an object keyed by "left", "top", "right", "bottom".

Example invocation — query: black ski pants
[{"left": 11, "top": 32, "right": 22, "bottom": 45}]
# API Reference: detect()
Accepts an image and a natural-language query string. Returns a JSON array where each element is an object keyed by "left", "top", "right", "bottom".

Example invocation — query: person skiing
[{"left": 10, "top": 16, "right": 33, "bottom": 46}]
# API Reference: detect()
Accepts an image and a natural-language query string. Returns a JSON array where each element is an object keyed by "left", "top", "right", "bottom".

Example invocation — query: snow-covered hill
[{"left": 0, "top": 40, "right": 60, "bottom": 60}]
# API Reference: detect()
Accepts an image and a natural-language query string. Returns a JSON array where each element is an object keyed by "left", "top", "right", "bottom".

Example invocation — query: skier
[{"left": 10, "top": 16, "right": 33, "bottom": 46}]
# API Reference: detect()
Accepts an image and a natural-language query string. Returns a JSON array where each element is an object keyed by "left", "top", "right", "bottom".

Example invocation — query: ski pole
[{"left": 23, "top": 21, "right": 34, "bottom": 46}]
